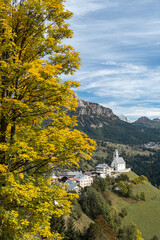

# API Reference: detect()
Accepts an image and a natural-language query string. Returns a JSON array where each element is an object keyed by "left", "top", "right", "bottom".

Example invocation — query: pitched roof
[
  {"left": 75, "top": 174, "right": 89, "bottom": 181},
  {"left": 66, "top": 181, "right": 79, "bottom": 190},
  {"left": 66, "top": 171, "right": 82, "bottom": 176},
  {"left": 114, "top": 157, "right": 125, "bottom": 164},
  {"left": 96, "top": 163, "right": 109, "bottom": 168}
]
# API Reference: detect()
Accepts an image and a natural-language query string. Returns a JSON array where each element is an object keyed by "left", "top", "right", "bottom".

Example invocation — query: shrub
[{"left": 120, "top": 208, "right": 128, "bottom": 218}]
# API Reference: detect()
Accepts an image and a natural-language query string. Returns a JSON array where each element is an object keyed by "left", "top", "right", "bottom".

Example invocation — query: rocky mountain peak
[
  {"left": 74, "top": 93, "right": 118, "bottom": 120},
  {"left": 74, "top": 92, "right": 85, "bottom": 107},
  {"left": 119, "top": 115, "right": 132, "bottom": 123},
  {"left": 135, "top": 116, "right": 152, "bottom": 123}
]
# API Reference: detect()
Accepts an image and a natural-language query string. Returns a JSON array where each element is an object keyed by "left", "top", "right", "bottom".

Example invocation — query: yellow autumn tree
[{"left": 0, "top": 0, "right": 96, "bottom": 239}]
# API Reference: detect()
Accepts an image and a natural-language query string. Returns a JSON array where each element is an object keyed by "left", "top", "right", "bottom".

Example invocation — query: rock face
[
  {"left": 135, "top": 116, "right": 152, "bottom": 123},
  {"left": 75, "top": 95, "right": 118, "bottom": 120},
  {"left": 119, "top": 115, "right": 132, "bottom": 123},
  {"left": 72, "top": 94, "right": 160, "bottom": 144}
]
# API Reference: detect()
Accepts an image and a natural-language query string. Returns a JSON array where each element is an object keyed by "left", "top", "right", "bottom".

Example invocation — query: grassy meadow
[{"left": 108, "top": 172, "right": 160, "bottom": 240}]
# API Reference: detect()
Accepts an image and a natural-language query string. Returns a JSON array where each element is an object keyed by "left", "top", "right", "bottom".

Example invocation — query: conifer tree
[
  {"left": 0, "top": 0, "right": 96, "bottom": 239},
  {"left": 64, "top": 217, "right": 78, "bottom": 240}
]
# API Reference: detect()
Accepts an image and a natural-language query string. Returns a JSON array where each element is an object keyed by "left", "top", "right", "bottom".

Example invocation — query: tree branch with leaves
[{"left": 0, "top": 0, "right": 96, "bottom": 239}]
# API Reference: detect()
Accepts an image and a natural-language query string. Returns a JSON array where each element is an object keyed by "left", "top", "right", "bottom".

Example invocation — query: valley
[{"left": 71, "top": 95, "right": 160, "bottom": 186}]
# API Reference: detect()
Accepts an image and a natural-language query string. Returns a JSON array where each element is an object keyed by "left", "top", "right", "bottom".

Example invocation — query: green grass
[{"left": 109, "top": 172, "right": 160, "bottom": 240}]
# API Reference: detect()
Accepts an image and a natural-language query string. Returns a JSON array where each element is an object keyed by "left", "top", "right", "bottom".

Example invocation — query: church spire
[{"left": 113, "top": 149, "right": 119, "bottom": 159}]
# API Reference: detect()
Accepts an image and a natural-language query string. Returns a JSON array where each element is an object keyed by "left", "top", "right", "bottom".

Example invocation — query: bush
[
  {"left": 140, "top": 175, "right": 148, "bottom": 182},
  {"left": 150, "top": 235, "right": 159, "bottom": 240},
  {"left": 116, "top": 181, "right": 132, "bottom": 198},
  {"left": 116, "top": 174, "right": 130, "bottom": 183},
  {"left": 132, "top": 177, "right": 142, "bottom": 185},
  {"left": 94, "top": 177, "right": 107, "bottom": 192},
  {"left": 140, "top": 192, "right": 146, "bottom": 201},
  {"left": 120, "top": 208, "right": 127, "bottom": 218},
  {"left": 118, "top": 223, "right": 143, "bottom": 240},
  {"left": 85, "top": 216, "right": 117, "bottom": 240}
]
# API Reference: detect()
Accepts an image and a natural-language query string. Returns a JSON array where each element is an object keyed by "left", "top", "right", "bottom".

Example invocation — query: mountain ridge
[
  {"left": 73, "top": 95, "right": 160, "bottom": 144},
  {"left": 133, "top": 116, "right": 160, "bottom": 129}
]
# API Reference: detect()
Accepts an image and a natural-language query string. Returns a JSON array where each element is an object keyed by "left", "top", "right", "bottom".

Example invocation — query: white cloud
[
  {"left": 65, "top": 0, "right": 117, "bottom": 16},
  {"left": 63, "top": 0, "right": 160, "bottom": 120}
]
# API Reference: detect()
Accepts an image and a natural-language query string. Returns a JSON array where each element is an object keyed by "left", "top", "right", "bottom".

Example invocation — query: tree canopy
[{"left": 0, "top": 0, "right": 96, "bottom": 239}]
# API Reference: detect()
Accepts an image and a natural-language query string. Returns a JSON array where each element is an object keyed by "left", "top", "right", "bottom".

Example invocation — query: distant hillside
[
  {"left": 72, "top": 97, "right": 160, "bottom": 144},
  {"left": 133, "top": 116, "right": 160, "bottom": 129}
]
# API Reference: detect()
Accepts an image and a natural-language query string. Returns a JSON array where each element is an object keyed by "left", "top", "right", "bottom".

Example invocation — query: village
[{"left": 53, "top": 150, "right": 131, "bottom": 193}]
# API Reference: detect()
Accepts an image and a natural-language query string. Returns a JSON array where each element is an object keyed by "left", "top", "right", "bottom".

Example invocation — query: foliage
[
  {"left": 0, "top": 0, "right": 96, "bottom": 239},
  {"left": 118, "top": 223, "right": 144, "bottom": 240},
  {"left": 133, "top": 192, "right": 145, "bottom": 201},
  {"left": 116, "top": 181, "right": 132, "bottom": 198},
  {"left": 63, "top": 217, "right": 77, "bottom": 240},
  {"left": 86, "top": 216, "right": 117, "bottom": 240},
  {"left": 93, "top": 177, "right": 108, "bottom": 192},
  {"left": 50, "top": 215, "right": 66, "bottom": 237},
  {"left": 70, "top": 200, "right": 82, "bottom": 220},
  {"left": 79, "top": 187, "right": 107, "bottom": 219},
  {"left": 79, "top": 186, "right": 121, "bottom": 232},
  {"left": 115, "top": 174, "right": 130, "bottom": 183},
  {"left": 150, "top": 235, "right": 159, "bottom": 240},
  {"left": 119, "top": 208, "right": 127, "bottom": 218},
  {"left": 140, "top": 175, "right": 148, "bottom": 182},
  {"left": 140, "top": 192, "right": 145, "bottom": 201},
  {"left": 132, "top": 175, "right": 148, "bottom": 185}
]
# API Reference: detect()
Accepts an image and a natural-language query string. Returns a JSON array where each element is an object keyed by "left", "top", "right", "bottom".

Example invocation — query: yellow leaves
[
  {"left": 0, "top": 0, "right": 96, "bottom": 238},
  {"left": 0, "top": 164, "right": 7, "bottom": 173},
  {"left": 136, "top": 229, "right": 144, "bottom": 240},
  {"left": 20, "top": 219, "right": 29, "bottom": 226},
  {"left": 19, "top": 173, "right": 24, "bottom": 179}
]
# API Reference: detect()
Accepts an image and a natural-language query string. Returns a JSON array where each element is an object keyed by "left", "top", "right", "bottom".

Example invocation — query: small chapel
[{"left": 111, "top": 149, "right": 131, "bottom": 172}]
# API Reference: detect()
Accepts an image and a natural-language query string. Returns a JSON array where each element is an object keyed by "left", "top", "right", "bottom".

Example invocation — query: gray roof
[
  {"left": 96, "top": 163, "right": 109, "bottom": 168},
  {"left": 61, "top": 171, "right": 82, "bottom": 177},
  {"left": 75, "top": 174, "right": 89, "bottom": 181},
  {"left": 67, "top": 171, "right": 82, "bottom": 176},
  {"left": 66, "top": 181, "right": 79, "bottom": 190},
  {"left": 115, "top": 157, "right": 125, "bottom": 164}
]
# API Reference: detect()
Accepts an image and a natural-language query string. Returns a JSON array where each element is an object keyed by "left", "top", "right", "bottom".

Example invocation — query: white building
[
  {"left": 111, "top": 150, "right": 130, "bottom": 172},
  {"left": 96, "top": 163, "right": 112, "bottom": 178},
  {"left": 75, "top": 174, "right": 93, "bottom": 188}
]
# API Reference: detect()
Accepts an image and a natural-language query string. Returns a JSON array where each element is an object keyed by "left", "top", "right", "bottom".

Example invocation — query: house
[
  {"left": 61, "top": 171, "right": 82, "bottom": 178},
  {"left": 65, "top": 174, "right": 93, "bottom": 191},
  {"left": 84, "top": 171, "right": 97, "bottom": 179},
  {"left": 75, "top": 174, "right": 93, "bottom": 188},
  {"left": 96, "top": 163, "right": 112, "bottom": 178},
  {"left": 66, "top": 181, "right": 80, "bottom": 193},
  {"left": 111, "top": 149, "right": 130, "bottom": 172}
]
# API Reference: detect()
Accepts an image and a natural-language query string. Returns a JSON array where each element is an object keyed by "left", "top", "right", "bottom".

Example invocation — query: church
[{"left": 111, "top": 149, "right": 131, "bottom": 173}]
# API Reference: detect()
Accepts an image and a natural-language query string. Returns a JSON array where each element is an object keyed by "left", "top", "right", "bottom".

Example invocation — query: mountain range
[
  {"left": 72, "top": 96, "right": 160, "bottom": 145},
  {"left": 133, "top": 116, "right": 160, "bottom": 129}
]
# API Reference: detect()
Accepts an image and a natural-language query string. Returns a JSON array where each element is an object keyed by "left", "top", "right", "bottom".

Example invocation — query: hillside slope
[{"left": 109, "top": 172, "right": 160, "bottom": 240}]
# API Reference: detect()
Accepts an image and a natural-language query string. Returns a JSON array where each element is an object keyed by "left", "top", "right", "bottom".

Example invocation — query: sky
[{"left": 64, "top": 0, "right": 160, "bottom": 121}]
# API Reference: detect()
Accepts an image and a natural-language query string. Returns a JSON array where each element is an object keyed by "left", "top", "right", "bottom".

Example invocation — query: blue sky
[{"left": 64, "top": 0, "right": 160, "bottom": 121}]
